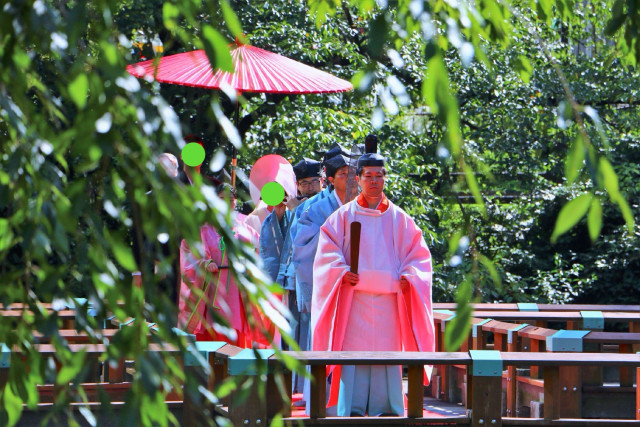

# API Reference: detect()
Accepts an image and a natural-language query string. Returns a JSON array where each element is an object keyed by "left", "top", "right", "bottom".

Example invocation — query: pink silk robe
[
  {"left": 311, "top": 199, "right": 435, "bottom": 408},
  {"left": 178, "top": 217, "right": 270, "bottom": 346}
]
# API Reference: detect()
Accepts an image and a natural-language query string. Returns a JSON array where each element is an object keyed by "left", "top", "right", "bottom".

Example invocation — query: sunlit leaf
[
  {"left": 551, "top": 192, "right": 592, "bottom": 243},
  {"left": 202, "top": 25, "right": 233, "bottom": 73},
  {"left": 215, "top": 378, "right": 239, "bottom": 399},
  {"left": 557, "top": 0, "right": 574, "bottom": 20},
  {"left": 140, "top": 390, "right": 170, "bottom": 426},
  {"left": 565, "top": 134, "right": 585, "bottom": 184},
  {"left": 357, "top": 0, "right": 375, "bottom": 12},
  {"left": 587, "top": 197, "right": 602, "bottom": 242},
  {"left": 536, "top": 0, "right": 553, "bottom": 23},
  {"left": 422, "top": 50, "right": 444, "bottom": 115},
  {"left": 351, "top": 70, "right": 373, "bottom": 91},
  {"left": 615, "top": 196, "right": 634, "bottom": 232},
  {"left": 104, "top": 230, "right": 137, "bottom": 271},
  {"left": 56, "top": 355, "right": 84, "bottom": 385},
  {"left": 308, "top": 0, "right": 340, "bottom": 27},
  {"left": 101, "top": 43, "right": 118, "bottom": 66},
  {"left": 2, "top": 382, "right": 23, "bottom": 427},
  {"left": 270, "top": 414, "right": 284, "bottom": 427},
  {"left": 444, "top": 279, "right": 473, "bottom": 352},
  {"left": 162, "top": 3, "right": 180, "bottom": 31},
  {"left": 513, "top": 55, "right": 533, "bottom": 83},
  {"left": 0, "top": 219, "right": 14, "bottom": 252},
  {"left": 599, "top": 157, "right": 620, "bottom": 197},
  {"left": 597, "top": 157, "right": 633, "bottom": 230},
  {"left": 447, "top": 230, "right": 464, "bottom": 256},
  {"left": 68, "top": 74, "right": 88, "bottom": 109}
]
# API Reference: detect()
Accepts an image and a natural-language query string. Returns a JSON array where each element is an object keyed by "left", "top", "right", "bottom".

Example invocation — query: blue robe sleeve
[
  {"left": 282, "top": 207, "right": 302, "bottom": 291},
  {"left": 282, "top": 188, "right": 332, "bottom": 298},
  {"left": 276, "top": 211, "right": 295, "bottom": 290},
  {"left": 293, "top": 208, "right": 321, "bottom": 313},
  {"left": 292, "top": 194, "right": 339, "bottom": 313},
  {"left": 259, "top": 211, "right": 283, "bottom": 283}
]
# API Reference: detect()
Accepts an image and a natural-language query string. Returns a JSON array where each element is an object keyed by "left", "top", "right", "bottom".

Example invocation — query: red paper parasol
[
  {"left": 126, "top": 45, "right": 353, "bottom": 94},
  {"left": 127, "top": 41, "right": 353, "bottom": 187}
]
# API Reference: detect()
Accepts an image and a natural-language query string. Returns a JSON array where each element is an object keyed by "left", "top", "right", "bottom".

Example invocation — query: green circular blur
[
  {"left": 261, "top": 181, "right": 285, "bottom": 206},
  {"left": 181, "top": 143, "right": 205, "bottom": 167}
]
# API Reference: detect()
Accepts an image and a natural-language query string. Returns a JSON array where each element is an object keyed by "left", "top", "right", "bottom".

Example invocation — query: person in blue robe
[
  {"left": 291, "top": 153, "right": 353, "bottom": 411},
  {"left": 260, "top": 157, "right": 321, "bottom": 394},
  {"left": 286, "top": 144, "right": 353, "bottom": 309},
  {"left": 259, "top": 205, "right": 293, "bottom": 288},
  {"left": 293, "top": 154, "right": 352, "bottom": 315}
]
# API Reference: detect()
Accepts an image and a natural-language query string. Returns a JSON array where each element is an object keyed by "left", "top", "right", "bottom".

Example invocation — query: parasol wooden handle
[
  {"left": 231, "top": 154, "right": 237, "bottom": 189},
  {"left": 350, "top": 221, "right": 361, "bottom": 274}
]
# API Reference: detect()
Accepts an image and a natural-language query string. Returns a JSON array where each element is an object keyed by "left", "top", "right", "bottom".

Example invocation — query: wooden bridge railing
[
  {"left": 268, "top": 350, "right": 640, "bottom": 426},
  {"left": 433, "top": 308, "right": 640, "bottom": 417},
  {"left": 1, "top": 340, "right": 638, "bottom": 426},
  {"left": 434, "top": 303, "right": 640, "bottom": 313},
  {"left": 2, "top": 302, "right": 640, "bottom": 425}
]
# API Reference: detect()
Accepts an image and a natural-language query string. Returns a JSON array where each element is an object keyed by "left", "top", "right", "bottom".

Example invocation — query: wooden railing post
[
  {"left": 618, "top": 343, "right": 633, "bottom": 387},
  {"left": 407, "top": 364, "right": 423, "bottom": 418},
  {"left": 520, "top": 326, "right": 556, "bottom": 380},
  {"left": 472, "top": 319, "right": 491, "bottom": 351},
  {"left": 107, "top": 357, "right": 125, "bottom": 383},
  {"left": 529, "top": 337, "right": 541, "bottom": 379},
  {"left": 182, "top": 341, "right": 222, "bottom": 426},
  {"left": 266, "top": 356, "right": 291, "bottom": 420},
  {"left": 631, "top": 322, "right": 640, "bottom": 352},
  {"left": 0, "top": 344, "right": 9, "bottom": 390},
  {"left": 543, "top": 365, "right": 560, "bottom": 421},
  {"left": 581, "top": 311, "right": 604, "bottom": 387},
  {"left": 212, "top": 343, "right": 243, "bottom": 408},
  {"left": 434, "top": 311, "right": 455, "bottom": 400},
  {"left": 546, "top": 330, "right": 589, "bottom": 418},
  {"left": 440, "top": 315, "right": 451, "bottom": 401},
  {"left": 309, "top": 364, "right": 326, "bottom": 418},
  {"left": 466, "top": 367, "right": 473, "bottom": 412},
  {"left": 506, "top": 324, "right": 527, "bottom": 417},
  {"left": 227, "top": 349, "right": 276, "bottom": 426},
  {"left": 636, "top": 355, "right": 640, "bottom": 421},
  {"left": 183, "top": 360, "right": 209, "bottom": 426},
  {"left": 469, "top": 350, "right": 502, "bottom": 426}
]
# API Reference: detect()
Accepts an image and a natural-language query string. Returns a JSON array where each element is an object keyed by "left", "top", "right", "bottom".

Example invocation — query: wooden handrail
[
  {"left": 434, "top": 303, "right": 640, "bottom": 312},
  {"left": 280, "top": 351, "right": 472, "bottom": 366},
  {"left": 279, "top": 350, "right": 640, "bottom": 425},
  {"left": 1, "top": 341, "right": 638, "bottom": 425},
  {"left": 471, "top": 311, "right": 639, "bottom": 322}
]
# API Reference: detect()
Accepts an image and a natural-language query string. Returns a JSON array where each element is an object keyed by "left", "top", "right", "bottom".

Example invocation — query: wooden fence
[{"left": 1, "top": 302, "right": 639, "bottom": 426}]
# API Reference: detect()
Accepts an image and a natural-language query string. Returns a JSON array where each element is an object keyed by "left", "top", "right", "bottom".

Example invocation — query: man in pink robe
[{"left": 311, "top": 153, "right": 435, "bottom": 416}]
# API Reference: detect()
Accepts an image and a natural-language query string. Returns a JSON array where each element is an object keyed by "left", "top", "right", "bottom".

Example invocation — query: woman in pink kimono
[{"left": 178, "top": 184, "right": 271, "bottom": 347}]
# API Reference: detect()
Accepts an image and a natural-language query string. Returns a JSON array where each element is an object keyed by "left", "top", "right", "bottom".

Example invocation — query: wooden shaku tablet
[{"left": 350, "top": 221, "right": 361, "bottom": 274}]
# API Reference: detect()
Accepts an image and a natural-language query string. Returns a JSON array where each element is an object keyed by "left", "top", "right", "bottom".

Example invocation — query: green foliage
[
  {"left": 444, "top": 279, "right": 473, "bottom": 352},
  {"left": 604, "top": 0, "right": 640, "bottom": 66},
  {"left": 0, "top": 0, "right": 281, "bottom": 425},
  {"left": 551, "top": 192, "right": 593, "bottom": 243},
  {"left": 3, "top": 0, "right": 640, "bottom": 424}
]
